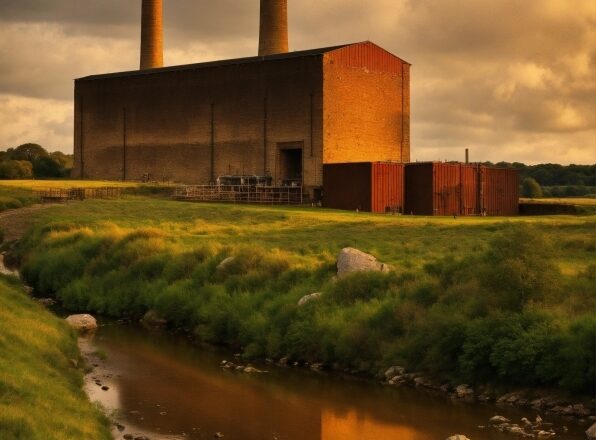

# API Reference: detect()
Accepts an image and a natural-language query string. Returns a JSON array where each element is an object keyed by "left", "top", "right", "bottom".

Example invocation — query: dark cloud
[{"left": 0, "top": 0, "right": 594, "bottom": 163}]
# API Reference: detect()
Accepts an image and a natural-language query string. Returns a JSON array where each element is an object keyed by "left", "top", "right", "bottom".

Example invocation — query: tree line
[{"left": 0, "top": 144, "right": 73, "bottom": 179}]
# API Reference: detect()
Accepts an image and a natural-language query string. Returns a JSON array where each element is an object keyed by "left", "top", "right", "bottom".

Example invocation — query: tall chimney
[
  {"left": 140, "top": 0, "right": 163, "bottom": 70},
  {"left": 259, "top": 0, "right": 289, "bottom": 56}
]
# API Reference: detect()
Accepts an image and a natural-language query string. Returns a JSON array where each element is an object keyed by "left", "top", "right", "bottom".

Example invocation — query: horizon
[{"left": 0, "top": 0, "right": 595, "bottom": 165}]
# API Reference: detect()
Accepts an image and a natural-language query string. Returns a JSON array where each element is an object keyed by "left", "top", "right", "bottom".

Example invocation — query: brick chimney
[
  {"left": 259, "top": 0, "right": 289, "bottom": 56},
  {"left": 140, "top": 0, "right": 164, "bottom": 70}
]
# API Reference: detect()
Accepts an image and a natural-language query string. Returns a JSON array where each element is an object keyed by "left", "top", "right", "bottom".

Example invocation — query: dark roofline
[
  {"left": 76, "top": 41, "right": 410, "bottom": 82},
  {"left": 77, "top": 43, "right": 351, "bottom": 82}
]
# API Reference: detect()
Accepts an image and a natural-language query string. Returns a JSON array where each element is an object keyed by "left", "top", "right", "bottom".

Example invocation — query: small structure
[
  {"left": 323, "top": 162, "right": 404, "bottom": 213},
  {"left": 404, "top": 162, "right": 518, "bottom": 216}
]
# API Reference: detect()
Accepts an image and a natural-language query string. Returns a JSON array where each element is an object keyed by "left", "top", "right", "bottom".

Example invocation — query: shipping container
[
  {"left": 323, "top": 162, "right": 404, "bottom": 213},
  {"left": 405, "top": 163, "right": 519, "bottom": 216}
]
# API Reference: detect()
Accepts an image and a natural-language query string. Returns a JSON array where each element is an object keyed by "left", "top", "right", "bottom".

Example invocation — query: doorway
[{"left": 278, "top": 144, "right": 303, "bottom": 186}]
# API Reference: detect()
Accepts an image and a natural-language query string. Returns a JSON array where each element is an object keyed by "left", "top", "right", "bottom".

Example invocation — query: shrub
[{"left": 522, "top": 177, "right": 543, "bottom": 198}]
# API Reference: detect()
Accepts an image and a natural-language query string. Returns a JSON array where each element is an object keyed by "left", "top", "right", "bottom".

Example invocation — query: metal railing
[{"left": 173, "top": 184, "right": 303, "bottom": 205}]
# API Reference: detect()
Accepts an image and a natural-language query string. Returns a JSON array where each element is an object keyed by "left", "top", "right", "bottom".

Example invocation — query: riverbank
[
  {"left": 10, "top": 197, "right": 595, "bottom": 398},
  {"left": 0, "top": 274, "right": 111, "bottom": 440}
]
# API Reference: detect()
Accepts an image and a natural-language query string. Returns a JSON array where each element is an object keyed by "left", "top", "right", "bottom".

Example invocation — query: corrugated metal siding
[
  {"left": 327, "top": 42, "right": 405, "bottom": 75},
  {"left": 482, "top": 167, "right": 519, "bottom": 216},
  {"left": 406, "top": 163, "right": 518, "bottom": 216},
  {"left": 323, "top": 163, "right": 372, "bottom": 211},
  {"left": 371, "top": 162, "right": 404, "bottom": 213}
]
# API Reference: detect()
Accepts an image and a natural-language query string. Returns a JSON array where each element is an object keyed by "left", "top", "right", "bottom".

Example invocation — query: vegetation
[
  {"left": 0, "top": 276, "right": 111, "bottom": 440},
  {"left": 487, "top": 162, "right": 596, "bottom": 198},
  {"left": 11, "top": 197, "right": 595, "bottom": 395},
  {"left": 521, "top": 177, "right": 543, "bottom": 198},
  {"left": 0, "top": 144, "right": 73, "bottom": 179}
]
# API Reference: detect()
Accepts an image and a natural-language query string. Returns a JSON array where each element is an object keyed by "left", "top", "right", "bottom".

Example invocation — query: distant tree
[
  {"left": 11, "top": 143, "right": 48, "bottom": 162},
  {"left": 522, "top": 177, "right": 543, "bottom": 198},
  {"left": 32, "top": 155, "right": 66, "bottom": 178},
  {"left": 50, "top": 151, "right": 74, "bottom": 170},
  {"left": 0, "top": 160, "right": 34, "bottom": 179}
]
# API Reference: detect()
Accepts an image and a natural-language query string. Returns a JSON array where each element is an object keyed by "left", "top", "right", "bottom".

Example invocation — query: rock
[
  {"left": 536, "top": 415, "right": 543, "bottom": 424},
  {"left": 455, "top": 384, "right": 474, "bottom": 400},
  {"left": 23, "top": 286, "right": 34, "bottom": 295},
  {"left": 336, "top": 247, "right": 392, "bottom": 278},
  {"left": 214, "top": 433, "right": 224, "bottom": 439},
  {"left": 278, "top": 357, "right": 289, "bottom": 366},
  {"left": 384, "top": 366, "right": 406, "bottom": 379},
  {"left": 310, "top": 363, "right": 323, "bottom": 372},
  {"left": 521, "top": 417, "right": 532, "bottom": 427},
  {"left": 216, "top": 257, "right": 235, "bottom": 272},
  {"left": 101, "top": 386, "right": 109, "bottom": 391},
  {"left": 298, "top": 292, "right": 323, "bottom": 306},
  {"left": 114, "top": 423, "right": 125, "bottom": 431},
  {"left": 445, "top": 435, "right": 471, "bottom": 440},
  {"left": 573, "top": 404, "right": 591, "bottom": 417},
  {"left": 65, "top": 314, "right": 97, "bottom": 332},
  {"left": 489, "top": 416, "right": 511, "bottom": 425},
  {"left": 243, "top": 366, "right": 265, "bottom": 374},
  {"left": 123, "top": 435, "right": 134, "bottom": 440},
  {"left": 505, "top": 425, "right": 524, "bottom": 435},
  {"left": 586, "top": 423, "right": 596, "bottom": 440},
  {"left": 69, "top": 358, "right": 78, "bottom": 368},
  {"left": 537, "top": 431, "right": 555, "bottom": 438},
  {"left": 36, "top": 298, "right": 56, "bottom": 307},
  {"left": 141, "top": 310, "right": 167, "bottom": 326}
]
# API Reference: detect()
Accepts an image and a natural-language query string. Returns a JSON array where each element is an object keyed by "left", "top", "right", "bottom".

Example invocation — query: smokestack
[
  {"left": 465, "top": 148, "right": 470, "bottom": 164},
  {"left": 140, "top": 0, "right": 164, "bottom": 70},
  {"left": 259, "top": 0, "right": 289, "bottom": 56}
]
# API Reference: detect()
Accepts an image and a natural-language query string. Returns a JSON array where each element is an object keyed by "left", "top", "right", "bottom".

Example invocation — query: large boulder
[
  {"left": 586, "top": 423, "right": 596, "bottom": 440},
  {"left": 65, "top": 314, "right": 97, "bottom": 332},
  {"left": 336, "top": 247, "right": 392, "bottom": 278},
  {"left": 141, "top": 310, "right": 167, "bottom": 326}
]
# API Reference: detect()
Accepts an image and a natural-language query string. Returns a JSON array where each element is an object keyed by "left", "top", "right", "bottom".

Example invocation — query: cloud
[{"left": 0, "top": 0, "right": 594, "bottom": 164}]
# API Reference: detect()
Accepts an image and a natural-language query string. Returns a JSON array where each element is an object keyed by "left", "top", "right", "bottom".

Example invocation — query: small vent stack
[
  {"left": 259, "top": 0, "right": 289, "bottom": 56},
  {"left": 140, "top": 0, "right": 164, "bottom": 70}
]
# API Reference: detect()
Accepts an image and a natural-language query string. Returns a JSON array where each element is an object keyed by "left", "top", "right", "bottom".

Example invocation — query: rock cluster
[
  {"left": 485, "top": 414, "right": 559, "bottom": 438},
  {"left": 220, "top": 360, "right": 266, "bottom": 374}
]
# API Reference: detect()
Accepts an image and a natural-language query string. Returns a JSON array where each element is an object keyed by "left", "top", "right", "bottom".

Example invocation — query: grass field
[
  {"left": 11, "top": 194, "right": 595, "bottom": 395},
  {"left": 520, "top": 197, "right": 596, "bottom": 206},
  {"left": 0, "top": 276, "right": 111, "bottom": 440}
]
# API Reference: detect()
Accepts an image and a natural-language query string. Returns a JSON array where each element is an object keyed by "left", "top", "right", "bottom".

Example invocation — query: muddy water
[{"left": 83, "top": 323, "right": 584, "bottom": 440}]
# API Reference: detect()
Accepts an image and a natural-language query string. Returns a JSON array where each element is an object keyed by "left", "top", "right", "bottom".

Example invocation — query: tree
[
  {"left": 11, "top": 143, "right": 48, "bottom": 162},
  {"left": 0, "top": 160, "right": 34, "bottom": 179},
  {"left": 522, "top": 177, "right": 543, "bottom": 198},
  {"left": 32, "top": 156, "right": 66, "bottom": 178}
]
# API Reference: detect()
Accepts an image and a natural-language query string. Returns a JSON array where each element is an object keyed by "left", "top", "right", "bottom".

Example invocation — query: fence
[
  {"left": 174, "top": 185, "right": 304, "bottom": 205},
  {"left": 36, "top": 187, "right": 122, "bottom": 203}
]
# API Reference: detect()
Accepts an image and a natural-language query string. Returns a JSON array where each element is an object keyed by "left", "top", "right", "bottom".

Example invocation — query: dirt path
[{"left": 0, "top": 204, "right": 65, "bottom": 242}]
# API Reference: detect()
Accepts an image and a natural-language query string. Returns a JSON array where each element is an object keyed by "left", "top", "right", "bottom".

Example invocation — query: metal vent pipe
[
  {"left": 259, "top": 0, "right": 289, "bottom": 56},
  {"left": 140, "top": 0, "right": 164, "bottom": 70}
]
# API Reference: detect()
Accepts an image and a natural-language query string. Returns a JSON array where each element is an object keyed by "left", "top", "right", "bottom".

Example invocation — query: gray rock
[
  {"left": 141, "top": 310, "right": 167, "bottom": 326},
  {"left": 445, "top": 435, "right": 471, "bottom": 440},
  {"left": 36, "top": 298, "right": 56, "bottom": 307},
  {"left": 65, "top": 314, "right": 97, "bottom": 332},
  {"left": 384, "top": 366, "right": 406, "bottom": 379},
  {"left": 216, "top": 257, "right": 235, "bottom": 272},
  {"left": 298, "top": 292, "right": 323, "bottom": 306},
  {"left": 586, "top": 422, "right": 596, "bottom": 440},
  {"left": 489, "top": 415, "right": 511, "bottom": 425},
  {"left": 455, "top": 384, "right": 474, "bottom": 400},
  {"left": 336, "top": 247, "right": 392, "bottom": 278}
]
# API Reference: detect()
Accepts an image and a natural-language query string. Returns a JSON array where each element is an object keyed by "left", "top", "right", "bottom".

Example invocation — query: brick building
[{"left": 72, "top": 41, "right": 410, "bottom": 196}]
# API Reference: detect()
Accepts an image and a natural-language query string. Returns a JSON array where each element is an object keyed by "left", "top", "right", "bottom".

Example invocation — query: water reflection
[{"left": 86, "top": 324, "right": 583, "bottom": 440}]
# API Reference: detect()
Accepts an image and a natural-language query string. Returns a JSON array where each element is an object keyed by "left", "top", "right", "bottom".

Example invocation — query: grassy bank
[
  {"left": 12, "top": 197, "right": 596, "bottom": 395},
  {"left": 0, "top": 275, "right": 111, "bottom": 440}
]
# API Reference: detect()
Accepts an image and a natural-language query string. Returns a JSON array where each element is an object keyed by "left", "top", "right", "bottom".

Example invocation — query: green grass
[
  {"left": 0, "top": 276, "right": 111, "bottom": 440},
  {"left": 13, "top": 197, "right": 596, "bottom": 394}
]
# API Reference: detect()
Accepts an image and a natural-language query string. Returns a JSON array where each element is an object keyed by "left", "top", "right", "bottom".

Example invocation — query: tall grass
[
  {"left": 13, "top": 199, "right": 596, "bottom": 395},
  {"left": 0, "top": 276, "right": 111, "bottom": 440}
]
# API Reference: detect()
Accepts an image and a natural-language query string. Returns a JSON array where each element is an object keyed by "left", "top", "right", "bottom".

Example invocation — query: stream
[{"left": 80, "top": 322, "right": 586, "bottom": 440}]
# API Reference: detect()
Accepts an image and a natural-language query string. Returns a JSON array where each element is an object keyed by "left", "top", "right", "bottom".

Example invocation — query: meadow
[
  {"left": 0, "top": 275, "right": 111, "bottom": 440},
  {"left": 9, "top": 192, "right": 595, "bottom": 397}
]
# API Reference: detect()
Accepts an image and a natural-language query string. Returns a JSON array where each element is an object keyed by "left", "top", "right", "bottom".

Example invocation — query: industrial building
[{"left": 72, "top": 0, "right": 411, "bottom": 199}]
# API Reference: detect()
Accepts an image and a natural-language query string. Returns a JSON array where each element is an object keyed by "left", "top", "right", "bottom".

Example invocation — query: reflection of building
[
  {"left": 72, "top": 1, "right": 410, "bottom": 198},
  {"left": 322, "top": 410, "right": 422, "bottom": 440}
]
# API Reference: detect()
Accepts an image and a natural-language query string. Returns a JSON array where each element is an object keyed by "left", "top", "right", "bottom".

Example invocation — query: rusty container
[
  {"left": 405, "top": 162, "right": 519, "bottom": 216},
  {"left": 481, "top": 167, "right": 519, "bottom": 215},
  {"left": 323, "top": 162, "right": 404, "bottom": 213}
]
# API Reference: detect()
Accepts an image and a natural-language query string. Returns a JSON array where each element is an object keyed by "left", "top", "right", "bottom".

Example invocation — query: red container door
[{"left": 371, "top": 163, "right": 404, "bottom": 213}]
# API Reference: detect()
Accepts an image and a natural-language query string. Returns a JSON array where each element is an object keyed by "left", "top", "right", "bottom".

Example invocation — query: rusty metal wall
[
  {"left": 323, "top": 162, "right": 404, "bottom": 213},
  {"left": 323, "top": 162, "right": 372, "bottom": 211},
  {"left": 326, "top": 42, "right": 406, "bottom": 75},
  {"left": 482, "top": 167, "right": 519, "bottom": 216},
  {"left": 371, "top": 162, "right": 404, "bottom": 213}
]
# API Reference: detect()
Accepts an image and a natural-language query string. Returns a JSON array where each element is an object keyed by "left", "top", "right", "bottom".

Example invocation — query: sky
[{"left": 0, "top": 0, "right": 594, "bottom": 164}]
